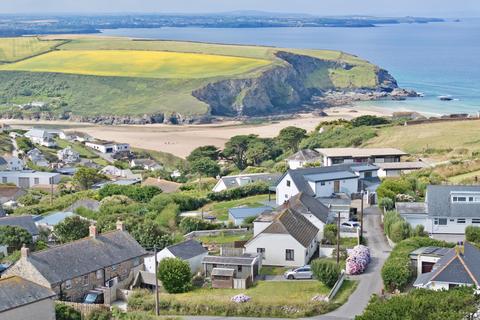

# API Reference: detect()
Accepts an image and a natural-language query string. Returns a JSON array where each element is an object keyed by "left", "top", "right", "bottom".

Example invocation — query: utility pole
[
  {"left": 336, "top": 211, "right": 340, "bottom": 266},
  {"left": 360, "top": 191, "right": 364, "bottom": 244},
  {"left": 154, "top": 245, "right": 160, "bottom": 316}
]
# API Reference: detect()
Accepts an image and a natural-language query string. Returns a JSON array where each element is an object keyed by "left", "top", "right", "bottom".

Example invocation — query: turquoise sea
[{"left": 101, "top": 19, "right": 480, "bottom": 115}]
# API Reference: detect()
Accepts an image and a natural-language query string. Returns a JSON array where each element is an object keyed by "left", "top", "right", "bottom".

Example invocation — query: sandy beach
[{"left": 2, "top": 105, "right": 391, "bottom": 158}]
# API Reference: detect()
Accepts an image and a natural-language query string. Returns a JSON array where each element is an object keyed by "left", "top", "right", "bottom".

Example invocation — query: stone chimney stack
[
  {"left": 89, "top": 225, "right": 98, "bottom": 239},
  {"left": 20, "top": 244, "right": 30, "bottom": 259},
  {"left": 116, "top": 220, "right": 125, "bottom": 232}
]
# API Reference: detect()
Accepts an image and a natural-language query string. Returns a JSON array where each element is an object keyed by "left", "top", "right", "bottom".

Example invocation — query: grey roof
[
  {"left": 211, "top": 268, "right": 235, "bottom": 277},
  {"left": 24, "top": 230, "right": 147, "bottom": 285},
  {"left": 254, "top": 211, "right": 277, "bottom": 223},
  {"left": 316, "top": 147, "right": 408, "bottom": 158},
  {"left": 0, "top": 215, "right": 39, "bottom": 236},
  {"left": 427, "top": 185, "right": 480, "bottom": 218},
  {"left": 218, "top": 173, "right": 281, "bottom": 190},
  {"left": 0, "top": 276, "right": 55, "bottom": 312},
  {"left": 67, "top": 199, "right": 101, "bottom": 212},
  {"left": 202, "top": 254, "right": 258, "bottom": 266},
  {"left": 0, "top": 157, "right": 7, "bottom": 166},
  {"left": 288, "top": 193, "right": 330, "bottom": 223},
  {"left": 258, "top": 208, "right": 319, "bottom": 247},
  {"left": 409, "top": 246, "right": 451, "bottom": 259},
  {"left": 396, "top": 202, "right": 428, "bottom": 215},
  {"left": 376, "top": 161, "right": 428, "bottom": 170},
  {"left": 305, "top": 171, "right": 358, "bottom": 182},
  {"left": 166, "top": 239, "right": 207, "bottom": 260},
  {"left": 317, "top": 194, "right": 352, "bottom": 206},
  {"left": 228, "top": 206, "right": 273, "bottom": 219},
  {"left": 286, "top": 149, "right": 321, "bottom": 162},
  {"left": 414, "top": 242, "right": 480, "bottom": 287},
  {"left": 133, "top": 271, "right": 157, "bottom": 286}
]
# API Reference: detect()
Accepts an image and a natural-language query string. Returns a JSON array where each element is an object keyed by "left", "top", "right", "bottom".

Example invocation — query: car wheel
[{"left": 287, "top": 275, "right": 294, "bottom": 280}]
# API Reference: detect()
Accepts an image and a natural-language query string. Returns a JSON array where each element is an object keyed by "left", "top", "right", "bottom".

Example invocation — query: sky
[{"left": 0, "top": 0, "right": 478, "bottom": 17}]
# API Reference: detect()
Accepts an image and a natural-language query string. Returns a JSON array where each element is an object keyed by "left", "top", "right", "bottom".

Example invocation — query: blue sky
[{"left": 0, "top": 0, "right": 478, "bottom": 17}]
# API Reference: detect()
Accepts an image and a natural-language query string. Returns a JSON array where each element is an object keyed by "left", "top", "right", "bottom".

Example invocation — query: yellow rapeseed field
[
  {"left": 0, "top": 49, "right": 272, "bottom": 78},
  {"left": 0, "top": 37, "right": 64, "bottom": 62}
]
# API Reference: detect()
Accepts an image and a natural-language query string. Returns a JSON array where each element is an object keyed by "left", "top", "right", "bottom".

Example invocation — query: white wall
[
  {"left": 417, "top": 255, "right": 442, "bottom": 275},
  {"left": 253, "top": 221, "right": 272, "bottom": 237},
  {"left": 276, "top": 173, "right": 299, "bottom": 206},
  {"left": 402, "top": 214, "right": 429, "bottom": 231},
  {"left": 430, "top": 217, "right": 474, "bottom": 234},
  {"left": 144, "top": 250, "right": 207, "bottom": 274},
  {"left": 0, "top": 172, "right": 61, "bottom": 188},
  {"left": 288, "top": 160, "right": 304, "bottom": 170},
  {"left": 302, "top": 214, "right": 324, "bottom": 240},
  {"left": 314, "top": 178, "right": 358, "bottom": 197},
  {"left": 212, "top": 180, "right": 227, "bottom": 192}
]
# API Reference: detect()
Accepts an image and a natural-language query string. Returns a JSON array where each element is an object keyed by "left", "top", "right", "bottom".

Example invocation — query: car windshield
[{"left": 84, "top": 293, "right": 97, "bottom": 303}]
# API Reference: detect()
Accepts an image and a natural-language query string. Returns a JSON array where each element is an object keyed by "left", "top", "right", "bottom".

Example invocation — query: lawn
[
  {"left": 0, "top": 133, "right": 13, "bottom": 153},
  {"left": 198, "top": 232, "right": 253, "bottom": 245},
  {"left": 449, "top": 169, "right": 480, "bottom": 183},
  {"left": 0, "top": 50, "right": 272, "bottom": 79},
  {"left": 0, "top": 37, "right": 64, "bottom": 62},
  {"left": 132, "top": 147, "right": 186, "bottom": 171},
  {"left": 201, "top": 194, "right": 273, "bottom": 220},
  {"left": 259, "top": 266, "right": 289, "bottom": 276}
]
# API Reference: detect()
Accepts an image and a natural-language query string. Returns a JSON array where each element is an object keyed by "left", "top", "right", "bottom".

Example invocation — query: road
[{"left": 183, "top": 206, "right": 391, "bottom": 320}]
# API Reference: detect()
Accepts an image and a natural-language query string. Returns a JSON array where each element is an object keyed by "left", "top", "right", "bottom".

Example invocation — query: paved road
[{"left": 182, "top": 207, "right": 391, "bottom": 320}]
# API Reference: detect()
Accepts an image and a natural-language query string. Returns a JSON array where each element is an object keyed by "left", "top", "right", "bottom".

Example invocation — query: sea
[{"left": 101, "top": 18, "right": 480, "bottom": 116}]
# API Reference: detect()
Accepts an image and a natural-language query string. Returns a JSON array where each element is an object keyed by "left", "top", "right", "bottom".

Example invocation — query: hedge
[
  {"left": 466, "top": 226, "right": 480, "bottom": 243},
  {"left": 14, "top": 190, "right": 98, "bottom": 215},
  {"left": 207, "top": 181, "right": 270, "bottom": 202},
  {"left": 99, "top": 184, "right": 161, "bottom": 202}
]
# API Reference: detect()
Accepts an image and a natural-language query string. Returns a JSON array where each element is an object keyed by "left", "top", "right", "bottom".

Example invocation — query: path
[{"left": 182, "top": 207, "right": 391, "bottom": 320}]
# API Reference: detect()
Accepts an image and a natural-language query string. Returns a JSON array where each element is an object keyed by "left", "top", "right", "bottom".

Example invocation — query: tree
[
  {"left": 73, "top": 167, "right": 105, "bottom": 190},
  {"left": 187, "top": 145, "right": 220, "bottom": 162},
  {"left": 157, "top": 257, "right": 192, "bottom": 293},
  {"left": 323, "top": 224, "right": 338, "bottom": 245},
  {"left": 55, "top": 304, "right": 81, "bottom": 320},
  {"left": 277, "top": 126, "right": 307, "bottom": 152},
  {"left": 54, "top": 216, "right": 90, "bottom": 243},
  {"left": 223, "top": 135, "right": 258, "bottom": 170},
  {"left": 311, "top": 259, "right": 341, "bottom": 288},
  {"left": 0, "top": 226, "right": 32, "bottom": 251},
  {"left": 130, "top": 221, "right": 174, "bottom": 249},
  {"left": 179, "top": 217, "right": 219, "bottom": 233},
  {"left": 466, "top": 226, "right": 480, "bottom": 243},
  {"left": 190, "top": 157, "right": 220, "bottom": 178},
  {"left": 245, "top": 141, "right": 270, "bottom": 166}
]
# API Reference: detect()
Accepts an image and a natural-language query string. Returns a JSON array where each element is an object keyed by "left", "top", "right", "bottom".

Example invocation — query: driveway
[{"left": 182, "top": 207, "right": 391, "bottom": 320}]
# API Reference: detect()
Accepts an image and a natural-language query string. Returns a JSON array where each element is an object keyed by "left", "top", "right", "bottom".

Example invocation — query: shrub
[
  {"left": 156, "top": 203, "right": 180, "bottom": 229},
  {"left": 378, "top": 197, "right": 394, "bottom": 211},
  {"left": 0, "top": 226, "right": 33, "bottom": 251},
  {"left": 466, "top": 226, "right": 480, "bottom": 243},
  {"left": 86, "top": 309, "right": 112, "bottom": 320},
  {"left": 157, "top": 258, "right": 192, "bottom": 293},
  {"left": 99, "top": 184, "right": 161, "bottom": 202},
  {"left": 323, "top": 224, "right": 338, "bottom": 245},
  {"left": 383, "top": 211, "right": 412, "bottom": 243},
  {"left": 179, "top": 217, "right": 221, "bottom": 233},
  {"left": 54, "top": 215, "right": 91, "bottom": 243},
  {"left": 55, "top": 303, "right": 81, "bottom": 320},
  {"left": 150, "top": 193, "right": 208, "bottom": 212},
  {"left": 376, "top": 179, "right": 411, "bottom": 202},
  {"left": 311, "top": 259, "right": 341, "bottom": 288},
  {"left": 207, "top": 181, "right": 269, "bottom": 202}
]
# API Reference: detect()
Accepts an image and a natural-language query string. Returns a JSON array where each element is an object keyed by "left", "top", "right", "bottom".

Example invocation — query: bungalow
[
  {"left": 316, "top": 147, "right": 408, "bottom": 166},
  {"left": 0, "top": 215, "right": 39, "bottom": 242},
  {"left": 63, "top": 131, "right": 93, "bottom": 143},
  {"left": 398, "top": 185, "right": 480, "bottom": 236},
  {"left": 100, "top": 166, "right": 141, "bottom": 180},
  {"left": 27, "top": 148, "right": 49, "bottom": 167},
  {"left": 0, "top": 276, "right": 56, "bottom": 320},
  {"left": 287, "top": 192, "right": 331, "bottom": 239},
  {"left": 212, "top": 173, "right": 281, "bottom": 193},
  {"left": 0, "top": 156, "right": 23, "bottom": 171},
  {"left": 144, "top": 239, "right": 207, "bottom": 274},
  {"left": 275, "top": 163, "right": 379, "bottom": 206},
  {"left": 4, "top": 222, "right": 147, "bottom": 303},
  {"left": 0, "top": 171, "right": 60, "bottom": 189},
  {"left": 376, "top": 161, "right": 429, "bottom": 178},
  {"left": 57, "top": 147, "right": 80, "bottom": 164},
  {"left": 414, "top": 242, "right": 480, "bottom": 290},
  {"left": 24, "top": 129, "right": 58, "bottom": 148},
  {"left": 286, "top": 149, "right": 321, "bottom": 170},
  {"left": 85, "top": 140, "right": 130, "bottom": 154},
  {"left": 244, "top": 208, "right": 319, "bottom": 267},
  {"left": 228, "top": 206, "right": 273, "bottom": 226},
  {"left": 130, "top": 158, "right": 163, "bottom": 171}
]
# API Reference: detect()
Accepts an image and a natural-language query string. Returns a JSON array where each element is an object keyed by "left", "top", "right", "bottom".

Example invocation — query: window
[
  {"left": 320, "top": 182, "right": 325, "bottom": 186},
  {"left": 82, "top": 275, "right": 89, "bottom": 286},
  {"left": 434, "top": 218, "right": 447, "bottom": 226},
  {"left": 473, "top": 219, "right": 480, "bottom": 224},
  {"left": 238, "top": 265, "right": 243, "bottom": 272},
  {"left": 65, "top": 280, "right": 72, "bottom": 289},
  {"left": 96, "top": 270, "right": 103, "bottom": 280},
  {"left": 286, "top": 180, "right": 291, "bottom": 187},
  {"left": 285, "top": 194, "right": 288, "bottom": 199},
  {"left": 257, "top": 248, "right": 265, "bottom": 259},
  {"left": 34, "top": 178, "right": 39, "bottom": 185},
  {"left": 1, "top": 177, "right": 6, "bottom": 183},
  {"left": 285, "top": 249, "right": 294, "bottom": 261},
  {"left": 457, "top": 218, "right": 466, "bottom": 224},
  {"left": 364, "top": 172, "right": 372, "bottom": 178}
]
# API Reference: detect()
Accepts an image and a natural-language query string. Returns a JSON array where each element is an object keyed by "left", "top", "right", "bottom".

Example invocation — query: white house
[
  {"left": 275, "top": 164, "right": 379, "bottom": 206},
  {"left": 57, "top": 147, "right": 80, "bottom": 164},
  {"left": 376, "top": 161, "right": 429, "bottom": 178},
  {"left": 100, "top": 166, "right": 141, "bottom": 180},
  {"left": 24, "top": 129, "right": 59, "bottom": 148},
  {"left": 285, "top": 149, "right": 322, "bottom": 170},
  {"left": 85, "top": 140, "right": 130, "bottom": 154},
  {"left": 0, "top": 171, "right": 60, "bottom": 188},
  {"left": 0, "top": 156, "right": 23, "bottom": 171},
  {"left": 398, "top": 185, "right": 480, "bottom": 236},
  {"left": 316, "top": 147, "right": 408, "bottom": 167},
  {"left": 245, "top": 208, "right": 319, "bottom": 267},
  {"left": 130, "top": 158, "right": 163, "bottom": 171},
  {"left": 26, "top": 149, "right": 49, "bottom": 167},
  {"left": 212, "top": 173, "right": 281, "bottom": 193},
  {"left": 144, "top": 239, "right": 207, "bottom": 274}
]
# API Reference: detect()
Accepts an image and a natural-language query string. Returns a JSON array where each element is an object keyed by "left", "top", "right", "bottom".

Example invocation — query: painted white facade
[
  {"left": 0, "top": 171, "right": 60, "bottom": 188},
  {"left": 253, "top": 221, "right": 272, "bottom": 237},
  {"left": 302, "top": 213, "right": 326, "bottom": 240},
  {"left": 275, "top": 172, "right": 300, "bottom": 206},
  {"left": 144, "top": 249, "right": 207, "bottom": 274},
  {"left": 85, "top": 141, "right": 130, "bottom": 154},
  {"left": 245, "top": 233, "right": 317, "bottom": 267},
  {"left": 0, "top": 156, "right": 23, "bottom": 171},
  {"left": 57, "top": 147, "right": 80, "bottom": 164}
]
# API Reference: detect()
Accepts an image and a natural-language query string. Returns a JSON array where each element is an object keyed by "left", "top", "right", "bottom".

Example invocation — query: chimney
[
  {"left": 20, "top": 244, "right": 30, "bottom": 259},
  {"left": 455, "top": 241, "right": 465, "bottom": 255},
  {"left": 89, "top": 225, "right": 98, "bottom": 239},
  {"left": 116, "top": 220, "right": 125, "bottom": 232}
]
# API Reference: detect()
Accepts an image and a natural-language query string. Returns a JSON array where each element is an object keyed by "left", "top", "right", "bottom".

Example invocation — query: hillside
[{"left": 0, "top": 36, "right": 400, "bottom": 124}]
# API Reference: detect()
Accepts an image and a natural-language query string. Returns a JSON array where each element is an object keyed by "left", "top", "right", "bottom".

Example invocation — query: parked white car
[
  {"left": 284, "top": 265, "right": 313, "bottom": 280},
  {"left": 341, "top": 221, "right": 360, "bottom": 229}
]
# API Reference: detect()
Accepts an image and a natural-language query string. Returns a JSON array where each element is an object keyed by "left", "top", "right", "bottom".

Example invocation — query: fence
[
  {"left": 56, "top": 301, "right": 108, "bottom": 317},
  {"left": 325, "top": 271, "right": 346, "bottom": 302},
  {"left": 184, "top": 228, "right": 249, "bottom": 239},
  {"left": 233, "top": 276, "right": 253, "bottom": 289}
]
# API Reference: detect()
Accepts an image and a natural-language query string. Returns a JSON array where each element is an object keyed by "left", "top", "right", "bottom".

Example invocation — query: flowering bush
[
  {"left": 231, "top": 294, "right": 251, "bottom": 303},
  {"left": 346, "top": 245, "right": 371, "bottom": 275}
]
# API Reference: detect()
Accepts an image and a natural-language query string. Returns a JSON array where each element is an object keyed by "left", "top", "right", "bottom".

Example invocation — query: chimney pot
[
  {"left": 20, "top": 244, "right": 30, "bottom": 259},
  {"left": 89, "top": 225, "right": 98, "bottom": 238},
  {"left": 116, "top": 221, "right": 125, "bottom": 232}
]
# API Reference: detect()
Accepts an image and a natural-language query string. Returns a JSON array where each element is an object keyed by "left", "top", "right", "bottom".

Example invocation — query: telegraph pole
[
  {"left": 336, "top": 211, "right": 340, "bottom": 266},
  {"left": 154, "top": 245, "right": 160, "bottom": 316},
  {"left": 360, "top": 191, "right": 364, "bottom": 244}
]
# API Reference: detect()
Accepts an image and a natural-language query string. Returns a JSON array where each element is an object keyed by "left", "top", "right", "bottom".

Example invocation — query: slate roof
[
  {"left": 218, "top": 173, "right": 281, "bottom": 190},
  {"left": 211, "top": 268, "right": 235, "bottom": 277},
  {"left": 427, "top": 185, "right": 480, "bottom": 218},
  {"left": 165, "top": 239, "right": 207, "bottom": 260},
  {"left": 414, "top": 242, "right": 480, "bottom": 287},
  {"left": 0, "top": 215, "right": 39, "bottom": 236},
  {"left": 0, "top": 157, "right": 7, "bottom": 166},
  {"left": 257, "top": 208, "right": 319, "bottom": 247},
  {"left": 202, "top": 254, "right": 259, "bottom": 266},
  {"left": 396, "top": 202, "right": 428, "bottom": 215},
  {"left": 316, "top": 147, "right": 408, "bottom": 158},
  {"left": 376, "top": 161, "right": 428, "bottom": 170},
  {"left": 0, "top": 276, "right": 55, "bottom": 313},
  {"left": 228, "top": 206, "right": 273, "bottom": 220},
  {"left": 34, "top": 211, "right": 77, "bottom": 226},
  {"left": 24, "top": 230, "right": 147, "bottom": 285},
  {"left": 288, "top": 192, "right": 330, "bottom": 224},
  {"left": 286, "top": 149, "right": 321, "bottom": 162}
]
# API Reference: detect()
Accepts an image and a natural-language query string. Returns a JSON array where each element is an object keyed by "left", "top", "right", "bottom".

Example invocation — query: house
[
  {"left": 228, "top": 206, "right": 273, "bottom": 226},
  {"left": 316, "top": 147, "right": 408, "bottom": 166},
  {"left": 244, "top": 207, "right": 319, "bottom": 267},
  {"left": 0, "top": 185, "right": 25, "bottom": 204},
  {"left": 409, "top": 246, "right": 451, "bottom": 276},
  {"left": 202, "top": 254, "right": 261, "bottom": 288},
  {"left": 413, "top": 242, "right": 480, "bottom": 290},
  {"left": 24, "top": 129, "right": 58, "bottom": 148},
  {"left": 85, "top": 140, "right": 130, "bottom": 154},
  {"left": 142, "top": 177, "right": 181, "bottom": 194},
  {"left": 0, "top": 215, "right": 39, "bottom": 243},
  {"left": 0, "top": 171, "right": 60, "bottom": 188},
  {"left": 34, "top": 211, "right": 85, "bottom": 231},
  {"left": 0, "top": 156, "right": 23, "bottom": 171},
  {"left": 398, "top": 185, "right": 480, "bottom": 236},
  {"left": 145, "top": 239, "right": 207, "bottom": 274},
  {"left": 286, "top": 149, "right": 321, "bottom": 169},
  {"left": 275, "top": 163, "right": 378, "bottom": 206},
  {"left": 57, "top": 147, "right": 80, "bottom": 164},
  {"left": 100, "top": 166, "right": 141, "bottom": 180},
  {"left": 4, "top": 222, "right": 147, "bottom": 303},
  {"left": 63, "top": 131, "right": 93, "bottom": 143},
  {"left": 212, "top": 173, "right": 281, "bottom": 193},
  {"left": 130, "top": 158, "right": 163, "bottom": 171},
  {"left": 27, "top": 148, "right": 49, "bottom": 167},
  {"left": 287, "top": 192, "right": 331, "bottom": 239},
  {"left": 0, "top": 276, "right": 56, "bottom": 320},
  {"left": 376, "top": 161, "right": 429, "bottom": 178},
  {"left": 316, "top": 193, "right": 352, "bottom": 222}
]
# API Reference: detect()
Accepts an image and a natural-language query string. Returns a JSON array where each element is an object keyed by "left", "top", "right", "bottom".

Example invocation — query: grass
[
  {"left": 0, "top": 133, "right": 13, "bottom": 153},
  {"left": 0, "top": 50, "right": 272, "bottom": 79},
  {"left": 0, "top": 37, "right": 64, "bottom": 62},
  {"left": 198, "top": 232, "right": 253, "bottom": 245},
  {"left": 201, "top": 194, "right": 273, "bottom": 220},
  {"left": 54, "top": 138, "right": 109, "bottom": 166},
  {"left": 449, "top": 169, "right": 480, "bottom": 183},
  {"left": 132, "top": 147, "right": 186, "bottom": 171},
  {"left": 259, "top": 266, "right": 289, "bottom": 276}
]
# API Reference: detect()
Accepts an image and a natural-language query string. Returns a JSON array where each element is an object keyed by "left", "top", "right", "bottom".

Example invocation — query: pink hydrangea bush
[
  {"left": 346, "top": 245, "right": 371, "bottom": 275},
  {"left": 231, "top": 294, "right": 251, "bottom": 303}
]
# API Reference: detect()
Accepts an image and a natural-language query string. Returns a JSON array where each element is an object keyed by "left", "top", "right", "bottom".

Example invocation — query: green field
[{"left": 0, "top": 37, "right": 64, "bottom": 62}]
